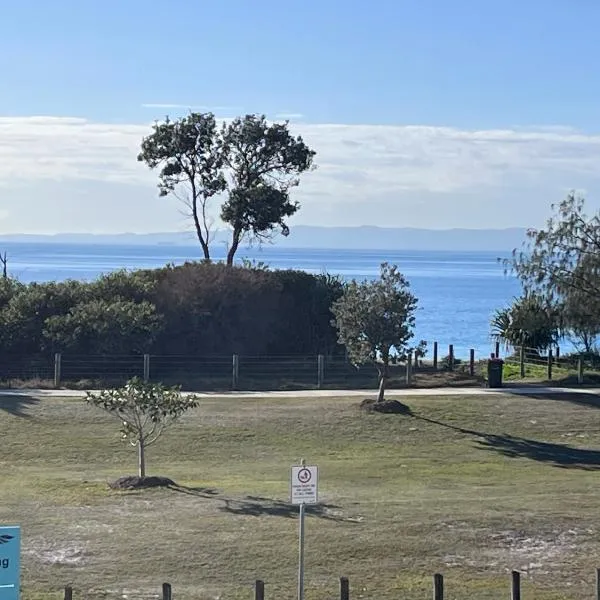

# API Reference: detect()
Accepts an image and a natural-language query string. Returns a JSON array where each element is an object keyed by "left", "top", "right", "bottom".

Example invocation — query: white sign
[{"left": 290, "top": 465, "right": 318, "bottom": 505}]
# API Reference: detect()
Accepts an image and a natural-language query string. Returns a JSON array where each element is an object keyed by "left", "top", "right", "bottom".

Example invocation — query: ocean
[{"left": 1, "top": 242, "right": 522, "bottom": 359}]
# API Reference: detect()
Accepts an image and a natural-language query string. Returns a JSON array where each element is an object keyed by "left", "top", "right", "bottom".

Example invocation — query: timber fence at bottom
[{"left": 59, "top": 568, "right": 600, "bottom": 600}]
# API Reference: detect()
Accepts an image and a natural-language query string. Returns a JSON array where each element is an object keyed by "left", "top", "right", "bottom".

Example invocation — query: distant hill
[{"left": 0, "top": 226, "right": 529, "bottom": 252}]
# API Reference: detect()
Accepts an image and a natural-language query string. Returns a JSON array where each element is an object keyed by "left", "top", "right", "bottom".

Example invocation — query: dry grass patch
[{"left": 2, "top": 391, "right": 600, "bottom": 599}]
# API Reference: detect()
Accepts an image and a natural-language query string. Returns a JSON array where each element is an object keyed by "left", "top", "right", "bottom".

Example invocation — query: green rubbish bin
[{"left": 487, "top": 357, "right": 504, "bottom": 388}]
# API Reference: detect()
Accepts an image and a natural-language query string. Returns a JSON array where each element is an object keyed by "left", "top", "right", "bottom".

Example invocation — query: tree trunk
[
  {"left": 138, "top": 439, "right": 146, "bottom": 478},
  {"left": 226, "top": 230, "right": 242, "bottom": 266},
  {"left": 377, "top": 373, "right": 386, "bottom": 402},
  {"left": 191, "top": 197, "right": 211, "bottom": 261},
  {"left": 376, "top": 359, "right": 390, "bottom": 403}
]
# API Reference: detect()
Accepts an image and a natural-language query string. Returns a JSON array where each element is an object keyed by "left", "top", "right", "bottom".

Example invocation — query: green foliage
[
  {"left": 86, "top": 378, "right": 200, "bottom": 477},
  {"left": 0, "top": 280, "right": 88, "bottom": 354},
  {"left": 509, "top": 192, "right": 600, "bottom": 348},
  {"left": 137, "top": 113, "right": 226, "bottom": 260},
  {"left": 440, "top": 355, "right": 462, "bottom": 370},
  {"left": 0, "top": 263, "right": 344, "bottom": 360},
  {"left": 220, "top": 114, "right": 315, "bottom": 264},
  {"left": 43, "top": 299, "right": 163, "bottom": 354},
  {"left": 490, "top": 294, "right": 559, "bottom": 351},
  {"left": 331, "top": 262, "right": 419, "bottom": 400},
  {"left": 138, "top": 112, "right": 316, "bottom": 265}
]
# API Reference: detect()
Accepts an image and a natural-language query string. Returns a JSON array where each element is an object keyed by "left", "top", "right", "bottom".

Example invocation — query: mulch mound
[
  {"left": 360, "top": 398, "right": 412, "bottom": 415},
  {"left": 108, "top": 475, "right": 176, "bottom": 490}
]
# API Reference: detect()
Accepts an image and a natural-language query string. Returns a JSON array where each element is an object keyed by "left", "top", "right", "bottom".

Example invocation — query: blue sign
[{"left": 0, "top": 526, "right": 20, "bottom": 600}]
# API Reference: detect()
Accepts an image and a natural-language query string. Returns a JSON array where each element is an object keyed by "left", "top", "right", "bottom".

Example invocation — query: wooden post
[
  {"left": 495, "top": 340, "right": 500, "bottom": 359},
  {"left": 54, "top": 352, "right": 62, "bottom": 389},
  {"left": 433, "top": 341, "right": 438, "bottom": 369},
  {"left": 143, "top": 354, "right": 150, "bottom": 382},
  {"left": 340, "top": 576, "right": 350, "bottom": 600},
  {"left": 556, "top": 346, "right": 560, "bottom": 362},
  {"left": 448, "top": 344, "right": 454, "bottom": 371},
  {"left": 519, "top": 346, "right": 525, "bottom": 378},
  {"left": 64, "top": 586, "right": 73, "bottom": 600},
  {"left": 317, "top": 354, "right": 325, "bottom": 389},
  {"left": 511, "top": 570, "right": 521, "bottom": 600},
  {"left": 255, "top": 579, "right": 265, "bottom": 600},
  {"left": 232, "top": 354, "right": 240, "bottom": 390},
  {"left": 578, "top": 357, "right": 584, "bottom": 384},
  {"left": 469, "top": 349, "right": 475, "bottom": 376},
  {"left": 433, "top": 573, "right": 444, "bottom": 600},
  {"left": 547, "top": 349, "right": 553, "bottom": 381},
  {"left": 406, "top": 351, "right": 413, "bottom": 385},
  {"left": 595, "top": 567, "right": 600, "bottom": 600},
  {"left": 162, "top": 583, "right": 172, "bottom": 600}
]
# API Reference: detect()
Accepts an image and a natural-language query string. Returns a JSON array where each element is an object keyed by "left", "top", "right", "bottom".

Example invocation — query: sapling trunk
[
  {"left": 138, "top": 438, "right": 146, "bottom": 478},
  {"left": 377, "top": 374, "right": 386, "bottom": 402}
]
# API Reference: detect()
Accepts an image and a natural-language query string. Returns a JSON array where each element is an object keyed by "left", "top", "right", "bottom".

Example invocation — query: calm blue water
[{"left": 2, "top": 242, "right": 522, "bottom": 359}]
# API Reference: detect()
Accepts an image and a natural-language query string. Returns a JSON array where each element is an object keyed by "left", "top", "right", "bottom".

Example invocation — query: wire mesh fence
[
  {"left": 501, "top": 345, "right": 600, "bottom": 384},
  {"left": 2, "top": 342, "right": 599, "bottom": 390}
]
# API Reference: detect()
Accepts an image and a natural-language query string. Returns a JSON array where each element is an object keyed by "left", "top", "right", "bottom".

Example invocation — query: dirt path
[{"left": 1, "top": 385, "right": 599, "bottom": 398}]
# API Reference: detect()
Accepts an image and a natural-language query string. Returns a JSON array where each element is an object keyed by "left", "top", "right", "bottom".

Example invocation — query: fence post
[
  {"left": 578, "top": 357, "right": 584, "bottom": 384},
  {"left": 143, "top": 354, "right": 150, "bottom": 382},
  {"left": 448, "top": 344, "right": 454, "bottom": 371},
  {"left": 469, "top": 349, "right": 475, "bottom": 376},
  {"left": 54, "top": 352, "right": 62, "bottom": 389},
  {"left": 519, "top": 346, "right": 525, "bottom": 378},
  {"left": 595, "top": 568, "right": 600, "bottom": 600},
  {"left": 495, "top": 340, "right": 500, "bottom": 358},
  {"left": 232, "top": 354, "right": 240, "bottom": 390},
  {"left": 433, "top": 341, "right": 438, "bottom": 369},
  {"left": 162, "top": 583, "right": 172, "bottom": 600},
  {"left": 433, "top": 573, "right": 444, "bottom": 600},
  {"left": 64, "top": 586, "right": 73, "bottom": 600},
  {"left": 511, "top": 570, "right": 521, "bottom": 600},
  {"left": 547, "top": 349, "right": 553, "bottom": 381},
  {"left": 406, "top": 351, "right": 413, "bottom": 385},
  {"left": 317, "top": 354, "right": 325, "bottom": 389},
  {"left": 340, "top": 576, "right": 349, "bottom": 600},
  {"left": 255, "top": 579, "right": 265, "bottom": 600}
]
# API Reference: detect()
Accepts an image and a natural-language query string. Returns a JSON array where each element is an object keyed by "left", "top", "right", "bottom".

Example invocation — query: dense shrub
[{"left": 0, "top": 262, "right": 345, "bottom": 359}]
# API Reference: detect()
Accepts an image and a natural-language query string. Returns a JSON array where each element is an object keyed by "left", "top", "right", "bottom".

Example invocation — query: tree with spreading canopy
[
  {"left": 331, "top": 262, "right": 422, "bottom": 402},
  {"left": 86, "top": 378, "right": 199, "bottom": 479},
  {"left": 137, "top": 113, "right": 226, "bottom": 261},
  {"left": 219, "top": 114, "right": 315, "bottom": 265},
  {"left": 508, "top": 192, "right": 600, "bottom": 351},
  {"left": 138, "top": 112, "right": 316, "bottom": 265}
]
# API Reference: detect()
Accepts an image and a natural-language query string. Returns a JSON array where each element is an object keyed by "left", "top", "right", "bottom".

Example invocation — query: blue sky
[{"left": 1, "top": 0, "right": 600, "bottom": 234}]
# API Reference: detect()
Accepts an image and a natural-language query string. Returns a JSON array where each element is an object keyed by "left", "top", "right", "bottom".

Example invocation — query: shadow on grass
[
  {"left": 220, "top": 495, "right": 346, "bottom": 521},
  {"left": 168, "top": 485, "right": 348, "bottom": 521},
  {"left": 412, "top": 413, "right": 600, "bottom": 471},
  {"left": 475, "top": 434, "right": 600, "bottom": 470},
  {"left": 503, "top": 389, "right": 600, "bottom": 410},
  {"left": 0, "top": 393, "right": 39, "bottom": 418},
  {"left": 167, "top": 484, "right": 220, "bottom": 498}
]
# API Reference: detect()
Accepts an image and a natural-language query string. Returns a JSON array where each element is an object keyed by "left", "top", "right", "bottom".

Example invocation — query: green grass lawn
[
  {"left": 502, "top": 361, "right": 573, "bottom": 382},
  {"left": 3, "top": 391, "right": 600, "bottom": 599}
]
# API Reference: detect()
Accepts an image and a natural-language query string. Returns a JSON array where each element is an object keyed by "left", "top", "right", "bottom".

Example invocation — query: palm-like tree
[{"left": 490, "top": 294, "right": 559, "bottom": 353}]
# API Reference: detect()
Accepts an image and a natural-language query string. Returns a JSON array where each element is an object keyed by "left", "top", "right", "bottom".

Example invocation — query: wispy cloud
[
  {"left": 141, "top": 103, "right": 242, "bottom": 111},
  {"left": 1, "top": 115, "right": 600, "bottom": 233},
  {"left": 275, "top": 112, "right": 304, "bottom": 120}
]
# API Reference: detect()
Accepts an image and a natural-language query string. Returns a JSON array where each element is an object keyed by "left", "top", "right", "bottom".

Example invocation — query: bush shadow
[
  {"left": 0, "top": 393, "right": 40, "bottom": 418},
  {"left": 412, "top": 413, "right": 600, "bottom": 471}
]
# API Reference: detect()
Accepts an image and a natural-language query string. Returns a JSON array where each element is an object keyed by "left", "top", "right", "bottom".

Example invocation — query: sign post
[
  {"left": 0, "top": 526, "right": 20, "bottom": 600},
  {"left": 290, "top": 460, "right": 318, "bottom": 600}
]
